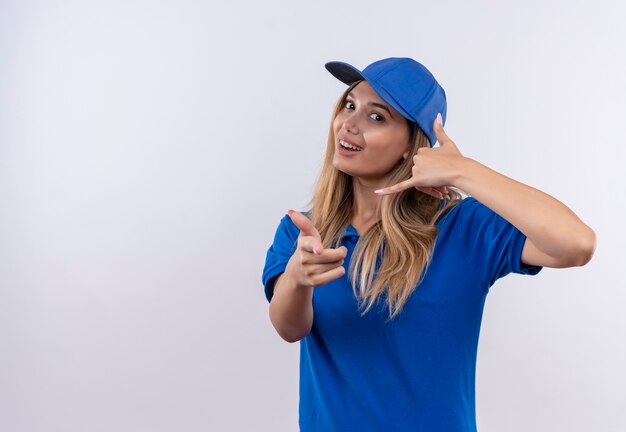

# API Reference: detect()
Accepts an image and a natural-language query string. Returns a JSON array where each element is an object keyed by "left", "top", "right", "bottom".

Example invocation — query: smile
[{"left": 339, "top": 139, "right": 363, "bottom": 151}]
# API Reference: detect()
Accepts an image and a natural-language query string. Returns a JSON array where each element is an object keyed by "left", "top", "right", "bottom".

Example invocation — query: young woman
[{"left": 262, "top": 57, "right": 595, "bottom": 431}]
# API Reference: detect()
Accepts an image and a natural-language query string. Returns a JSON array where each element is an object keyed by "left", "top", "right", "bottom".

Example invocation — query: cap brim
[
  {"left": 324, "top": 60, "right": 418, "bottom": 140},
  {"left": 325, "top": 61, "right": 415, "bottom": 126},
  {"left": 325, "top": 61, "right": 364, "bottom": 85}
]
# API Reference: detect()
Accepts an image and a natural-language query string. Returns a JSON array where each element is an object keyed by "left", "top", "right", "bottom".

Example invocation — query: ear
[
  {"left": 402, "top": 142, "right": 411, "bottom": 160},
  {"left": 402, "top": 133, "right": 413, "bottom": 160}
]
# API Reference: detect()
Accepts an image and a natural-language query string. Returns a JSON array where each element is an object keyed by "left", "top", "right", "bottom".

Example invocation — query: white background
[{"left": 1, "top": 0, "right": 625, "bottom": 431}]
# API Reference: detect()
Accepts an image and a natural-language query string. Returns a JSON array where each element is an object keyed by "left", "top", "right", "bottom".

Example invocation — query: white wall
[{"left": 1, "top": 0, "right": 624, "bottom": 431}]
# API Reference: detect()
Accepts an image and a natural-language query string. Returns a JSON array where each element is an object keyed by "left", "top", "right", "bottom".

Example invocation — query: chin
[
  {"left": 331, "top": 157, "right": 356, "bottom": 177},
  {"left": 333, "top": 156, "right": 384, "bottom": 176}
]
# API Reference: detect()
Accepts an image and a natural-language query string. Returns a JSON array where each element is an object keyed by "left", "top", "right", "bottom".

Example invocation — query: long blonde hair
[{"left": 308, "top": 82, "right": 462, "bottom": 319}]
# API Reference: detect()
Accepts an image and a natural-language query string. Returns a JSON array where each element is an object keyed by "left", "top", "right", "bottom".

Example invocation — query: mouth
[{"left": 338, "top": 139, "right": 363, "bottom": 152}]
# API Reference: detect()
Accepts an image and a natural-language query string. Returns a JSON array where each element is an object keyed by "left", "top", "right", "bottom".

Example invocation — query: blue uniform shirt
[{"left": 262, "top": 198, "right": 542, "bottom": 432}]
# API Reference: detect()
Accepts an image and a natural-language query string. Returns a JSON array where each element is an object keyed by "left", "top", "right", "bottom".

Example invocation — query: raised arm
[{"left": 375, "top": 114, "right": 596, "bottom": 268}]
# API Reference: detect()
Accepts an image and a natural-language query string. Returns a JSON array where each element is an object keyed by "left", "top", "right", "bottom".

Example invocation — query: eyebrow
[{"left": 347, "top": 92, "right": 394, "bottom": 118}]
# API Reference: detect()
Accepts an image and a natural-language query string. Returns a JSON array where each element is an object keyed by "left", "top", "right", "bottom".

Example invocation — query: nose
[{"left": 342, "top": 111, "right": 360, "bottom": 134}]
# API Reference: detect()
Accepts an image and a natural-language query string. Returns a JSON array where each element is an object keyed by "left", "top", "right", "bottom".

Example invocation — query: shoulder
[
  {"left": 435, "top": 197, "right": 514, "bottom": 244},
  {"left": 436, "top": 197, "right": 485, "bottom": 227}
]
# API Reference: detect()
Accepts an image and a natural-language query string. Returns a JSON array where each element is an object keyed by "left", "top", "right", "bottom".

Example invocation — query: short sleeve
[
  {"left": 261, "top": 214, "right": 301, "bottom": 302},
  {"left": 444, "top": 197, "right": 542, "bottom": 289}
]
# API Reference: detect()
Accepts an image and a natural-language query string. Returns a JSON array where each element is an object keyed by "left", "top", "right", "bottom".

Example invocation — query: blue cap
[{"left": 325, "top": 57, "right": 447, "bottom": 146}]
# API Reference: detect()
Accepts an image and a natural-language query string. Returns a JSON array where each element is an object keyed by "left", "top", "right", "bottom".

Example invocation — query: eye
[
  {"left": 370, "top": 113, "right": 384, "bottom": 122},
  {"left": 344, "top": 101, "right": 355, "bottom": 110}
]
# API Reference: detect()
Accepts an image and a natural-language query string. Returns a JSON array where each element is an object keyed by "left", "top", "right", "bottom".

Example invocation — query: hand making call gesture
[
  {"left": 286, "top": 210, "right": 347, "bottom": 288},
  {"left": 375, "top": 113, "right": 465, "bottom": 199}
]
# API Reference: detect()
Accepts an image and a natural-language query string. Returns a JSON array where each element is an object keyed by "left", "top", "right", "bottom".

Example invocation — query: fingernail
[
  {"left": 374, "top": 189, "right": 383, "bottom": 194},
  {"left": 436, "top": 113, "right": 443, "bottom": 127},
  {"left": 288, "top": 209, "right": 294, "bottom": 216},
  {"left": 313, "top": 247, "right": 320, "bottom": 255}
]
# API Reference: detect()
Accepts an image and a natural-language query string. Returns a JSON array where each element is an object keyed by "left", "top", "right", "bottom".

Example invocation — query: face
[{"left": 332, "top": 81, "right": 411, "bottom": 182}]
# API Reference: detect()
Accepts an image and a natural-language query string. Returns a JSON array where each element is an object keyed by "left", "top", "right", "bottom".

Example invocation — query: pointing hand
[{"left": 286, "top": 210, "right": 347, "bottom": 287}]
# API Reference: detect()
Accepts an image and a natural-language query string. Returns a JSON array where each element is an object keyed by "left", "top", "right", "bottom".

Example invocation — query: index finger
[
  {"left": 288, "top": 210, "right": 321, "bottom": 240},
  {"left": 374, "top": 179, "right": 415, "bottom": 196}
]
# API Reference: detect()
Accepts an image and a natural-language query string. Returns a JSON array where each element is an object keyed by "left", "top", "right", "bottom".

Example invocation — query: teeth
[{"left": 340, "top": 139, "right": 362, "bottom": 151}]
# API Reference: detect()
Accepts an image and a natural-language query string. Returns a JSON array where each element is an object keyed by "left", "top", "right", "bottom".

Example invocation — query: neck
[{"left": 351, "top": 176, "right": 386, "bottom": 231}]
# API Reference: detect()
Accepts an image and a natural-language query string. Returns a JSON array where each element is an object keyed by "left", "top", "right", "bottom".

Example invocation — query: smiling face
[{"left": 332, "top": 81, "right": 411, "bottom": 182}]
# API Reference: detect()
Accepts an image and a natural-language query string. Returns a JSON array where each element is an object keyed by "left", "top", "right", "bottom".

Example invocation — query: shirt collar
[{"left": 342, "top": 224, "right": 360, "bottom": 239}]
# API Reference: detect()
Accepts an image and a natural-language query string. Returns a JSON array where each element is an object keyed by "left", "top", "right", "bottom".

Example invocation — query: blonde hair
[{"left": 308, "top": 82, "right": 462, "bottom": 319}]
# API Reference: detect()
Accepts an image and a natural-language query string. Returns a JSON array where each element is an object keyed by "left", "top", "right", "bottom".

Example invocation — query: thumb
[{"left": 288, "top": 210, "right": 322, "bottom": 241}]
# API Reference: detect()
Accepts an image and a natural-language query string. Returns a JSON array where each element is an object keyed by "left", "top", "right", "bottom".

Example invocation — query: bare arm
[
  {"left": 453, "top": 159, "right": 595, "bottom": 268},
  {"left": 269, "top": 271, "right": 314, "bottom": 343},
  {"left": 375, "top": 114, "right": 596, "bottom": 268}
]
